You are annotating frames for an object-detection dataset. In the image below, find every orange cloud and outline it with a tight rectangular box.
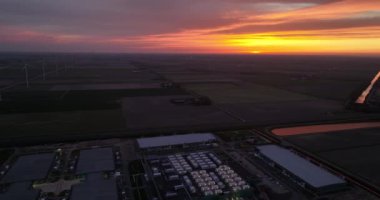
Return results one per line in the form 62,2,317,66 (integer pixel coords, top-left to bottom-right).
1,0,380,54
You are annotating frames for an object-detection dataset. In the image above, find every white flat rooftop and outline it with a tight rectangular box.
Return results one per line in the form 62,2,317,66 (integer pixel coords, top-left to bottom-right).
257,145,345,188
137,133,216,149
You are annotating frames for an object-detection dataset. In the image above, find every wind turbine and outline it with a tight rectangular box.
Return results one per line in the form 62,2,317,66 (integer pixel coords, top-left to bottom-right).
42,59,46,80
24,64,30,88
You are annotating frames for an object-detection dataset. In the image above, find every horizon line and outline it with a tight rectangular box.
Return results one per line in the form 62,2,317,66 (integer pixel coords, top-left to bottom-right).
1,51,380,58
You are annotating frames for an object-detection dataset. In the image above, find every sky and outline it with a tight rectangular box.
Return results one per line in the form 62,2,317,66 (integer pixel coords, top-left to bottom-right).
0,0,380,55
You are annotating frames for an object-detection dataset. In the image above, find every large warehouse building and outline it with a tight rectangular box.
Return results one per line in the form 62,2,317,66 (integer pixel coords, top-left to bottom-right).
71,148,118,200
0,182,39,200
70,173,118,200
2,153,55,183
137,133,216,149
76,147,115,174
0,153,55,200
256,145,346,194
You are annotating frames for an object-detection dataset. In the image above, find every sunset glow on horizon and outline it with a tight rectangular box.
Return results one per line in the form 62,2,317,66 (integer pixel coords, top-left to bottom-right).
1,0,380,55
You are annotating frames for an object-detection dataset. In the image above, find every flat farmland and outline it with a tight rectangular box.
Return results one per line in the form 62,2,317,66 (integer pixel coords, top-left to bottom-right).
122,95,239,129
218,99,347,125
184,82,315,104
318,145,380,188
0,108,126,141
1,53,380,146
284,127,380,190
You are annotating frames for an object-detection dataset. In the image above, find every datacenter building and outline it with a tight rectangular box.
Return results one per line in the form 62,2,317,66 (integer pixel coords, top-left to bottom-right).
256,145,346,194
2,153,55,183
137,133,217,150
0,182,39,200
70,173,118,200
70,147,118,200
75,147,115,174
0,153,55,200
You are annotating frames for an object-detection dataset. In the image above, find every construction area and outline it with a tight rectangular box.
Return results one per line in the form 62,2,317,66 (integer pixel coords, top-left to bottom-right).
0,132,377,200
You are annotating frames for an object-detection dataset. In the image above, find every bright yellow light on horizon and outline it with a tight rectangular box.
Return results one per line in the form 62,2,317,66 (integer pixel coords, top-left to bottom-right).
250,50,261,54
225,36,323,48
111,28,380,55
221,33,380,55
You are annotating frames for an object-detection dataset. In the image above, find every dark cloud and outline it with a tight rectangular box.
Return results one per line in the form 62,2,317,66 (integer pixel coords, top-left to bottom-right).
0,0,240,36
0,0,340,37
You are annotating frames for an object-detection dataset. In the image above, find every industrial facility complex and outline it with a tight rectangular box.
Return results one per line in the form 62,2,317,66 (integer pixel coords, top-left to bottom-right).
144,151,252,199
0,131,377,200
